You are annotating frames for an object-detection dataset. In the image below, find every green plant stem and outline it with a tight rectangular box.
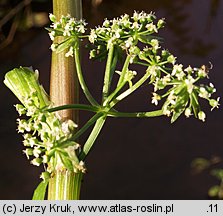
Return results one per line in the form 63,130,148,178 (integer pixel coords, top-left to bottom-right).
48,104,163,118
107,109,163,118
102,55,130,106
102,80,126,106
102,45,114,102
117,55,131,87
79,116,106,160
47,104,99,113
74,47,98,106
70,112,104,142
109,70,151,108
48,170,82,200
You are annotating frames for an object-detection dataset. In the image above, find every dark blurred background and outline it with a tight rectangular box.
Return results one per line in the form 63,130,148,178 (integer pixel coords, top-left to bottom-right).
0,0,222,199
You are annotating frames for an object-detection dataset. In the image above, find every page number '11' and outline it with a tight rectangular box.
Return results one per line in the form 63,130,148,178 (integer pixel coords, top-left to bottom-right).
208,204,218,213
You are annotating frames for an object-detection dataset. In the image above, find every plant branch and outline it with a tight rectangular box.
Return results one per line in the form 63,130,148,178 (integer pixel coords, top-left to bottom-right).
79,115,106,160
48,104,163,119
109,70,151,108
74,47,99,106
117,55,131,87
107,109,163,118
69,112,104,142
47,104,99,113
102,45,114,102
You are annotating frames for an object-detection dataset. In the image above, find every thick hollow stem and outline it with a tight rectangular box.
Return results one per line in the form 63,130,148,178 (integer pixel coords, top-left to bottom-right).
49,0,82,200
50,0,82,121
48,170,82,200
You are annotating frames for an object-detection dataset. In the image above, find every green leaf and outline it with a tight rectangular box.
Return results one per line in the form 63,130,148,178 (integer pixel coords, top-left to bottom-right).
190,92,200,117
171,94,189,123
56,38,76,53
32,180,49,200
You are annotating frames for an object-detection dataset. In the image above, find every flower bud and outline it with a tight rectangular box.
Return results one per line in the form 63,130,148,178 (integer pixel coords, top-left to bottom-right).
198,111,206,122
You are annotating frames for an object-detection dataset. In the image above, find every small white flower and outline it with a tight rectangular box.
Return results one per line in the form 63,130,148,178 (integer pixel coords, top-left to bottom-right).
89,29,97,43
209,83,216,93
52,22,60,29
65,47,74,57
167,55,176,65
176,71,185,80
49,13,56,22
125,37,134,48
147,65,158,77
157,19,165,28
163,106,171,116
114,30,121,39
184,65,193,74
184,108,192,118
31,158,42,166
198,111,206,122
17,119,30,133
77,24,85,33
51,44,57,51
103,19,110,27
63,29,71,37
146,23,157,32
197,65,208,78
33,147,42,158
23,148,33,159
28,137,39,148
65,23,73,31
162,74,171,85
49,31,56,40
209,97,220,110
133,11,140,21
15,104,26,116
132,21,139,29
167,91,177,105
150,39,159,50
42,155,49,163
185,76,195,94
151,93,161,106
76,161,86,173
61,119,77,134
172,64,183,76
199,87,209,99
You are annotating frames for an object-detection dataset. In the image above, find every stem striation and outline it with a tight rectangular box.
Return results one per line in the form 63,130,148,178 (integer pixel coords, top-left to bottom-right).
49,0,83,200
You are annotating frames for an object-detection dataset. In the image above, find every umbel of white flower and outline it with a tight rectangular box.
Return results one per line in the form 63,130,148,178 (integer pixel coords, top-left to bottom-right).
48,11,220,123
4,67,86,181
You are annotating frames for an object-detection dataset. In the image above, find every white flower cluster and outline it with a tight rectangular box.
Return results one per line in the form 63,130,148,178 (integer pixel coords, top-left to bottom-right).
48,14,87,57
140,41,220,122
16,94,86,180
89,11,165,59
47,12,220,123
4,67,87,180
49,13,86,39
